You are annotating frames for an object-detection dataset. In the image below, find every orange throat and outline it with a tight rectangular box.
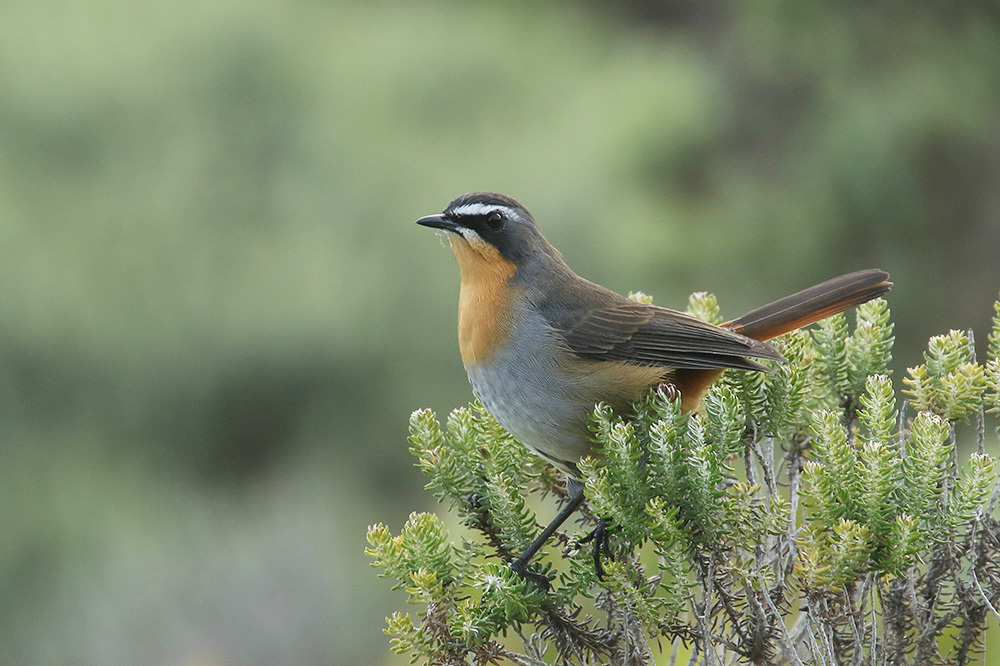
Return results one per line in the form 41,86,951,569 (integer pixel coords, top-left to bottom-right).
449,234,517,366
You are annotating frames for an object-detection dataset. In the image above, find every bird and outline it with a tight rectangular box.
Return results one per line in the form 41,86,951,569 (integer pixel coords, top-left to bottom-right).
416,191,891,579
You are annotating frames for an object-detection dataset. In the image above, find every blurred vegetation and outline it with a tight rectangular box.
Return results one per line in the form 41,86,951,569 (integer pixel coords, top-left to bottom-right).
0,0,998,664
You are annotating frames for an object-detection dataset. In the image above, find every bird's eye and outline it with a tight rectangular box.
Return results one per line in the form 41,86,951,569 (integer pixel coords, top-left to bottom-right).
485,210,506,230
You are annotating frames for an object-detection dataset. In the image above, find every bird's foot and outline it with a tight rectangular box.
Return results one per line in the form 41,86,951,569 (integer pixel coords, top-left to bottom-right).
511,557,552,590
578,518,613,580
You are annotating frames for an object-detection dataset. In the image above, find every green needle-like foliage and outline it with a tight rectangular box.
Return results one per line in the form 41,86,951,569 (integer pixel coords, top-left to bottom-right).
813,312,852,399
905,329,987,421
986,298,1000,415
846,299,895,396
686,291,723,326
858,374,897,444
369,296,1000,665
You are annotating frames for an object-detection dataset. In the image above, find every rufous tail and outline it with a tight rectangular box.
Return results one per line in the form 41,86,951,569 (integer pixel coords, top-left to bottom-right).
674,269,891,411
723,269,892,342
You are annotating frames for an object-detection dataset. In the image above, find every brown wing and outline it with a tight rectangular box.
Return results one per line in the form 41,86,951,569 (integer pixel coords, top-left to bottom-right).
547,298,784,372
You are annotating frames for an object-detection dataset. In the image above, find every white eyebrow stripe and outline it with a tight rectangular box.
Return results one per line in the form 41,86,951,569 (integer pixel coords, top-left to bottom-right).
450,203,507,217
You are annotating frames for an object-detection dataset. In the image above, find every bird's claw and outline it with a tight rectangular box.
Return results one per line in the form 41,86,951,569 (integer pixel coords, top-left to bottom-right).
511,558,552,590
578,518,613,580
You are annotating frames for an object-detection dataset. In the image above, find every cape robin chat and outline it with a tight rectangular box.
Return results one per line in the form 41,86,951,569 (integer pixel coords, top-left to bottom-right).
417,191,891,578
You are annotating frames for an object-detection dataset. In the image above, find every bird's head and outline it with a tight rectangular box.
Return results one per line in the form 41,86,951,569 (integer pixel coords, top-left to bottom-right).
416,192,554,269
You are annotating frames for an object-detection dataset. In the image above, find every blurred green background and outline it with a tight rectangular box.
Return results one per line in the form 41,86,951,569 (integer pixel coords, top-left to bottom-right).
2,0,999,664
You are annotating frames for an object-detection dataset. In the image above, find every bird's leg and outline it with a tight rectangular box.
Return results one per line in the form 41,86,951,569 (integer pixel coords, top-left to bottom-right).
511,478,586,586
515,476,615,582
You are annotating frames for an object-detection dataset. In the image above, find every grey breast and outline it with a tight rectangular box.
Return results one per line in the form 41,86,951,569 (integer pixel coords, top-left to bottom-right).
464,309,592,475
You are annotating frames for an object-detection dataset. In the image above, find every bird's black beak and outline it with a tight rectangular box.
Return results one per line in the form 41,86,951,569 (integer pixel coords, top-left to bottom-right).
415,213,460,232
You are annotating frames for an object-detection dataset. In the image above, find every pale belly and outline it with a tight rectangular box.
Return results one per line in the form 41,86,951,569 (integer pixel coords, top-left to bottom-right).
467,353,593,475
464,319,669,476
